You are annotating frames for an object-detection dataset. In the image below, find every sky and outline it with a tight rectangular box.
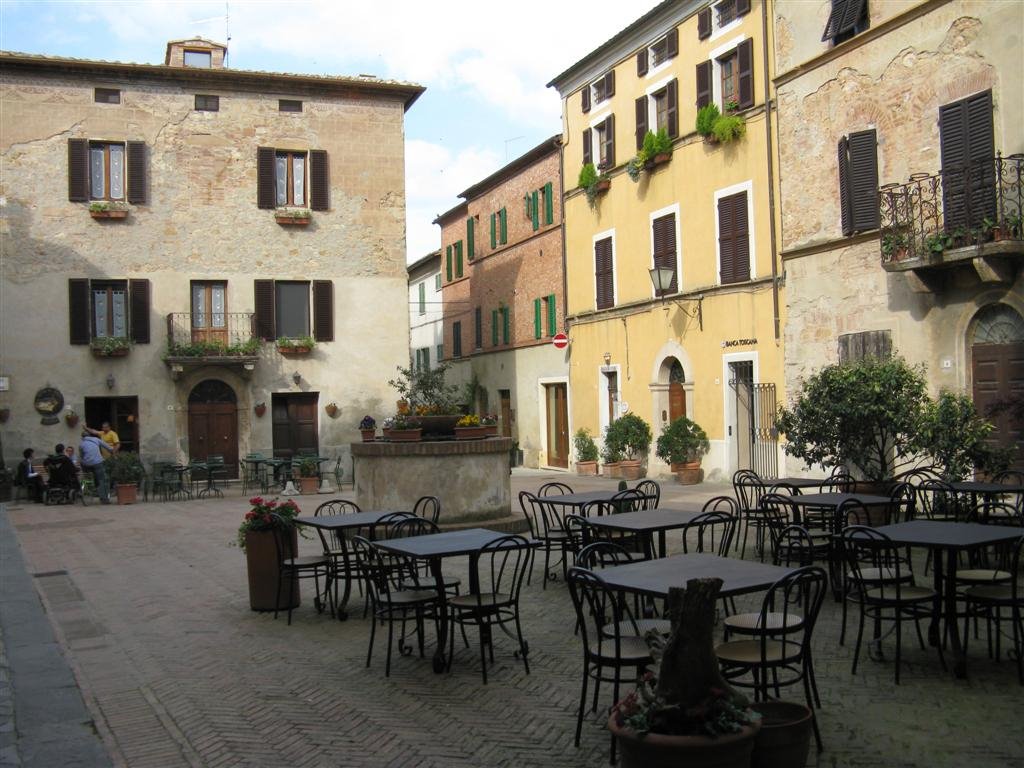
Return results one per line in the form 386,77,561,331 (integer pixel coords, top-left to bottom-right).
0,0,663,263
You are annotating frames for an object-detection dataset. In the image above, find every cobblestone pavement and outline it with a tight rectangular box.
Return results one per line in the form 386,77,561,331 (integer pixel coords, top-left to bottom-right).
3,471,1023,767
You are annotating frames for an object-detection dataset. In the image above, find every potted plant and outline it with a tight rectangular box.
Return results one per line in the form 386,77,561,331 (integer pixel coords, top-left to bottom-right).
359,415,376,441
1004,211,1023,239
453,413,487,440
696,103,721,141
91,336,131,357
64,409,80,428
387,362,461,437
277,335,315,355
604,413,653,480
480,413,498,437
916,391,1010,481
293,456,320,494
237,497,302,611
712,113,745,144
656,417,710,485
254,401,267,418
573,428,600,475
578,162,610,208
324,402,339,418
106,451,144,504
274,208,312,225
880,229,910,261
88,200,129,219
924,230,951,255
386,412,422,442
608,577,761,767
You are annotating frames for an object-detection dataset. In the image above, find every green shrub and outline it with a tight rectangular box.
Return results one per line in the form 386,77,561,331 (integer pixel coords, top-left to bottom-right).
917,391,1011,480
604,413,653,461
695,103,721,136
712,114,746,143
578,162,598,190
655,417,710,465
573,428,600,462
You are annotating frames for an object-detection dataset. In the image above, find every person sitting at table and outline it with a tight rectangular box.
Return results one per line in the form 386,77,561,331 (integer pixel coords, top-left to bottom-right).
44,443,80,494
15,448,45,503
64,443,80,469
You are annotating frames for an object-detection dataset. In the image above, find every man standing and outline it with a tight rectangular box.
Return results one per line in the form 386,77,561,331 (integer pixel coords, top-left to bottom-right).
99,421,120,454
79,429,111,504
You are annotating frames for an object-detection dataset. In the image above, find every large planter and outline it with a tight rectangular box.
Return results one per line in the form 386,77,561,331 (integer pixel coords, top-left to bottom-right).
609,715,760,768
751,701,813,768
455,426,489,440
92,346,129,357
620,459,645,480
115,482,138,505
418,414,461,438
576,460,598,476
245,528,300,612
90,209,128,220
672,461,704,485
277,345,311,356
388,428,422,442
603,462,622,478
297,476,319,494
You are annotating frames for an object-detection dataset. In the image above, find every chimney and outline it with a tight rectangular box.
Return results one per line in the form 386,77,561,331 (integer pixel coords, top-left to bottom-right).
164,38,227,69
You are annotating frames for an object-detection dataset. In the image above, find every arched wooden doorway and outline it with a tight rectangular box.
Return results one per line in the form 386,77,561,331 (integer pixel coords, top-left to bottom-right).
970,304,1024,471
668,360,686,422
188,379,239,478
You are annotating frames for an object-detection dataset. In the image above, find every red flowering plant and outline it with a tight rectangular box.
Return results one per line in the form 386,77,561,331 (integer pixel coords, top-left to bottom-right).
236,496,302,550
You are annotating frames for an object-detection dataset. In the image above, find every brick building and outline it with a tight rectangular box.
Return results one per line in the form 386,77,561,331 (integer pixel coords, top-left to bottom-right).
436,136,567,468
0,38,422,475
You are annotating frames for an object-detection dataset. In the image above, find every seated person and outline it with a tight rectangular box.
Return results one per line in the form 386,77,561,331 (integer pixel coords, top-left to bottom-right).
15,448,45,502
44,443,80,491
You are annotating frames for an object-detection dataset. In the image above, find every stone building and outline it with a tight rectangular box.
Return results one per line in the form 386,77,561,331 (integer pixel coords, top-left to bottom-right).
407,249,443,372
0,38,423,476
436,136,567,468
773,0,1023,470
548,0,785,481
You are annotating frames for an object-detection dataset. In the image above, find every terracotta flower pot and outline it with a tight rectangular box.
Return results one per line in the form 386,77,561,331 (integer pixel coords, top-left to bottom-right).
244,529,300,612
454,426,488,440
609,714,760,768
576,460,598,476
90,209,128,219
673,460,703,485
278,345,311,356
603,462,621,478
360,428,376,442
254,403,267,417
620,459,645,480
751,701,813,768
116,483,138,505
297,476,319,494
388,428,422,442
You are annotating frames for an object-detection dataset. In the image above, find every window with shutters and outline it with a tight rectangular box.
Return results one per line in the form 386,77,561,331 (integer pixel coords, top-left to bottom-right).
822,0,869,46
276,281,310,339
191,281,227,342
94,88,120,104
89,143,125,200
638,28,679,77
716,187,752,285
542,182,554,225
594,118,614,169
698,0,750,41
194,94,219,112
415,347,431,371
837,129,879,236
589,70,615,107
489,208,508,247
545,294,557,337
435,273,442,291
501,306,511,345
533,297,556,339
651,209,679,296
698,38,753,112
452,321,463,358
257,147,328,211
436,343,444,363
67,278,150,345
418,282,426,315
454,241,464,278
254,279,333,342
716,0,737,26
275,151,306,206
467,216,476,258
69,139,146,205
594,233,615,310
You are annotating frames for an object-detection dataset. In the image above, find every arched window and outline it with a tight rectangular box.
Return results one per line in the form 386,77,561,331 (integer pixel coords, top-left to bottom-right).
188,379,237,404
971,304,1024,345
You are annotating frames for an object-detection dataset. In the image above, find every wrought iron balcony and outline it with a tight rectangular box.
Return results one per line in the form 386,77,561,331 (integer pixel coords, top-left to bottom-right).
163,312,260,379
878,153,1023,283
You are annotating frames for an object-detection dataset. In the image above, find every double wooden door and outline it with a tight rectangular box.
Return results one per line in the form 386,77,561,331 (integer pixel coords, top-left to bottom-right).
972,342,1024,471
188,402,239,478
271,393,319,459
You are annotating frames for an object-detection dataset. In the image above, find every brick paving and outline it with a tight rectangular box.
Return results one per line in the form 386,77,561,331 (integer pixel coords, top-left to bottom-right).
2,471,1023,767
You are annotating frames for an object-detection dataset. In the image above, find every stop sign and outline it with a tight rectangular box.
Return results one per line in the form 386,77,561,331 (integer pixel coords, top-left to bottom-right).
552,333,569,350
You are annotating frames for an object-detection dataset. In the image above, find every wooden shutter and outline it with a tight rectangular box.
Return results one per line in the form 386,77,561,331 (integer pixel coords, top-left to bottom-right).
697,8,712,40
467,217,475,258
256,147,276,209
737,39,754,109
453,321,462,357
126,141,146,204
734,193,750,282
474,307,482,348
594,237,614,310
581,85,591,114
838,136,853,236
939,90,994,230
736,0,752,17
129,279,150,343
838,330,892,364
822,0,866,42
491,309,498,346
547,294,556,336
636,48,648,77
601,115,615,169
848,129,879,232
309,150,329,211
604,70,615,99
312,280,334,341
696,61,712,109
635,96,648,151
490,214,497,248
582,129,593,167
68,278,91,344
666,79,679,139
68,139,89,202
652,213,678,294
543,182,554,224
254,279,276,339
502,307,510,344
499,207,507,244
445,245,453,281
456,241,463,277
525,192,532,218
665,28,678,59
534,298,542,339
719,193,751,284
531,191,539,231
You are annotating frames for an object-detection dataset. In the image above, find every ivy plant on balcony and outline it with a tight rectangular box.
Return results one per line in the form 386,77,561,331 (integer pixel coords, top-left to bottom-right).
165,338,261,358
578,162,611,208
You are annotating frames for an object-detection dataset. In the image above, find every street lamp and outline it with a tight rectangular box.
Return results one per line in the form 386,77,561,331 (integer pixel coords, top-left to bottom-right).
648,267,703,331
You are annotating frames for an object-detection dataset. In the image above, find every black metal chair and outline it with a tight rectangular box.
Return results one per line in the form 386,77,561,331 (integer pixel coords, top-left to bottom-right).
733,469,775,559
521,491,575,589
270,524,333,625
312,498,365,616
634,479,660,509
576,541,670,638
539,481,573,496
413,495,441,524
391,517,461,596
446,535,532,683
960,534,1024,684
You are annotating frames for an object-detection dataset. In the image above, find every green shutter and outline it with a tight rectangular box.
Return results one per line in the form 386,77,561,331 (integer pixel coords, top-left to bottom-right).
502,307,510,344
467,217,475,258
491,309,499,346
418,282,426,314
445,245,452,281
524,193,531,218
455,241,463,278
531,191,539,231
499,207,508,244
544,182,554,224
534,298,542,339
490,213,497,248
547,294,556,336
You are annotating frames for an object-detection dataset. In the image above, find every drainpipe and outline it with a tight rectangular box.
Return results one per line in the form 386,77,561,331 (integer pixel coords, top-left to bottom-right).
762,0,781,341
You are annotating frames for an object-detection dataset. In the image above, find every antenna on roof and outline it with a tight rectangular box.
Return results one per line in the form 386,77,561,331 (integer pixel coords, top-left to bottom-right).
225,2,231,68
504,136,524,162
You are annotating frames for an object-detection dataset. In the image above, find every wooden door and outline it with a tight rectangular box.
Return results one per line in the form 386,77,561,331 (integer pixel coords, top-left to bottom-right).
545,383,569,468
499,390,512,438
271,393,319,458
188,402,239,478
669,381,686,421
972,342,1024,471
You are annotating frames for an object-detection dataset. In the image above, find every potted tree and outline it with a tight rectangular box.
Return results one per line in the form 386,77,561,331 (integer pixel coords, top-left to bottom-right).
601,442,624,478
106,451,144,504
359,415,376,441
656,417,710,485
916,391,1010,481
573,428,600,475
387,362,461,437
237,497,302,611
605,413,653,480
294,456,320,495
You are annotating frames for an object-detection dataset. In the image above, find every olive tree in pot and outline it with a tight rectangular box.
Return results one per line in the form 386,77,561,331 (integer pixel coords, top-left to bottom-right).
573,428,600,475
294,456,320,495
604,413,653,480
656,417,710,484
106,451,144,504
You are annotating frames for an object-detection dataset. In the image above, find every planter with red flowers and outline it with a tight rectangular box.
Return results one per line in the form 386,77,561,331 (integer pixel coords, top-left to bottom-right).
237,497,302,611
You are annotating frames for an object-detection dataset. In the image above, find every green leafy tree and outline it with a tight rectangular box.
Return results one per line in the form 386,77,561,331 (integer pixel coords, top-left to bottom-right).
604,413,653,461
916,391,1011,480
388,362,459,413
573,428,600,462
775,357,929,481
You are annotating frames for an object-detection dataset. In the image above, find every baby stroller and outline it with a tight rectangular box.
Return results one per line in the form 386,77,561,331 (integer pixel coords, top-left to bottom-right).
43,455,85,505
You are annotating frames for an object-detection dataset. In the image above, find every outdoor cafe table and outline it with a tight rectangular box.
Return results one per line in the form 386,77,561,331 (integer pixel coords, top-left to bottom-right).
873,520,1024,678
294,510,399,620
597,552,796,601
785,492,893,527
772,477,827,493
948,480,1024,509
539,488,656,511
583,506,705,558
374,528,537,673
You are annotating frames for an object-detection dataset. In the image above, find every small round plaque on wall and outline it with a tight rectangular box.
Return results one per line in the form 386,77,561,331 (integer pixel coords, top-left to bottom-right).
33,387,64,416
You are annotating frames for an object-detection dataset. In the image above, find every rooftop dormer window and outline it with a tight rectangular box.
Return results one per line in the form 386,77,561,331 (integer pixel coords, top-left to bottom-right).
183,49,212,68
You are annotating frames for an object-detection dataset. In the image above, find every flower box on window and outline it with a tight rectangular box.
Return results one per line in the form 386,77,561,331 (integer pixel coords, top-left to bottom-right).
90,337,131,357
89,201,129,220
277,336,315,356
275,208,312,226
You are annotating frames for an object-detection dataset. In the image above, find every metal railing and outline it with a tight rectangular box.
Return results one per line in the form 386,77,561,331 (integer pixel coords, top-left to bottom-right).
879,152,1023,264
165,312,259,356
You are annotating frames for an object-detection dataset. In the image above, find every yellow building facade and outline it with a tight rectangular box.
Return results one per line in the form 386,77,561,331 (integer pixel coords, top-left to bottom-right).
549,0,784,480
